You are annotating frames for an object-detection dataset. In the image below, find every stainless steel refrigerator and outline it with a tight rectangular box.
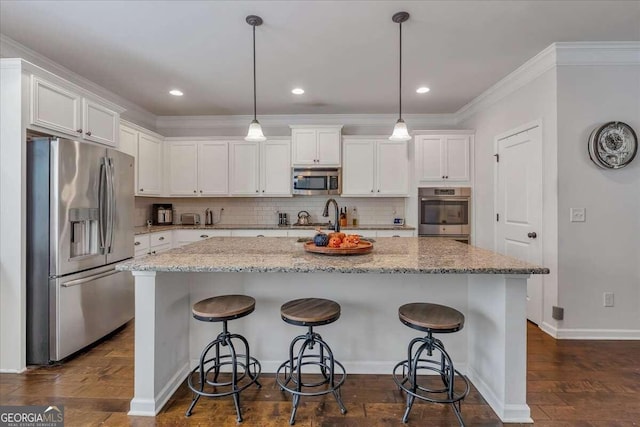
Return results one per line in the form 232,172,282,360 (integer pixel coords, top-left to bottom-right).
27,137,135,364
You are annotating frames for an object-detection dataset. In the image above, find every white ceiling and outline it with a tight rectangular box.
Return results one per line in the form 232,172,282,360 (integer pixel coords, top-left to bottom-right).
1,1,639,116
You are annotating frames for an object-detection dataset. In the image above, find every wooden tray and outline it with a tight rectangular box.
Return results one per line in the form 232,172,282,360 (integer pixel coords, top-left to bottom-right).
303,241,373,256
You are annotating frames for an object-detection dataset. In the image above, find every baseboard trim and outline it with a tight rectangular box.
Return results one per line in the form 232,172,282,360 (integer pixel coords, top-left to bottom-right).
555,328,640,340
128,361,190,416
467,366,532,423
0,367,27,374
540,321,558,338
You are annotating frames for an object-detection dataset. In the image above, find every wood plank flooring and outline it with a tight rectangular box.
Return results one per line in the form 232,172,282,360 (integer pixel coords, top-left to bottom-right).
1,322,639,426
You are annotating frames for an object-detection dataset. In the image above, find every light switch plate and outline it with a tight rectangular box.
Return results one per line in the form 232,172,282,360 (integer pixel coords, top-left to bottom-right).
570,208,586,222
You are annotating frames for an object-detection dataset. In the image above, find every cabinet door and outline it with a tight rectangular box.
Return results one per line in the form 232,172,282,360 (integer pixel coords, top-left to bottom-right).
199,142,229,196
30,76,81,136
168,142,198,196
444,136,470,181
417,137,445,181
262,140,291,196
118,125,138,158
230,142,260,195
137,133,163,195
377,141,408,196
292,129,318,165
83,99,118,146
317,129,341,166
342,140,375,196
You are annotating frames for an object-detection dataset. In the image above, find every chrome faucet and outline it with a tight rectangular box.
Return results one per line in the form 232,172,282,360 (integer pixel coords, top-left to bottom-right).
322,198,340,232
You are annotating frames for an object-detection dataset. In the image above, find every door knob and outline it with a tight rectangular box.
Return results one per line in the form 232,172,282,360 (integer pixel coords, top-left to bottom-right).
528,232,537,239
86,131,92,136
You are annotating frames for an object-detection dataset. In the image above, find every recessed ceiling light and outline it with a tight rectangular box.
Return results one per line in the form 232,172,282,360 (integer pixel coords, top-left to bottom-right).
291,88,305,95
416,87,430,94
169,89,183,96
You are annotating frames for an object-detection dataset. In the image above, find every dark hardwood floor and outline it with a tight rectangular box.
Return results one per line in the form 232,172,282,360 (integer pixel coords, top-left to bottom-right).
1,322,639,426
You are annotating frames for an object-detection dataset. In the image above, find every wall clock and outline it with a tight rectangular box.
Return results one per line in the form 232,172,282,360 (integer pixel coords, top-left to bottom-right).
588,121,637,169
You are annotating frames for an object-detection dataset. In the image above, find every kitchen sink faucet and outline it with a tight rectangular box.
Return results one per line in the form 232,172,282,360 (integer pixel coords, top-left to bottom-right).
322,198,340,233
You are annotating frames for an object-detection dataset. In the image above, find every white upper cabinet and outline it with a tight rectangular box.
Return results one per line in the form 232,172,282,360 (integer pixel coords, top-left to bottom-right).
30,76,121,147
230,139,292,196
198,142,229,196
120,122,164,197
261,139,292,196
230,141,260,195
291,125,342,167
137,132,163,196
342,138,408,197
167,141,229,196
415,133,472,184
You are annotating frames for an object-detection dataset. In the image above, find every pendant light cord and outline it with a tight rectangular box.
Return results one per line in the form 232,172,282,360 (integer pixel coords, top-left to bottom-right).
252,24,257,121
398,21,402,121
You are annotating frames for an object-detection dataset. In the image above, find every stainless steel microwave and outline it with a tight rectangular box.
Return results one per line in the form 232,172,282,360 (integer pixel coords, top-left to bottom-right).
292,168,341,195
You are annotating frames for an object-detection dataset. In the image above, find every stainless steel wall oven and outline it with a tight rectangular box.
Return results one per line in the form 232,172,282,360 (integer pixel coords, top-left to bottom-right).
418,187,471,243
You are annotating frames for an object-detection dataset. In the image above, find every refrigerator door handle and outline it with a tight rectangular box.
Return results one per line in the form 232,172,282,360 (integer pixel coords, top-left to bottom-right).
98,159,108,253
106,158,115,253
60,267,119,287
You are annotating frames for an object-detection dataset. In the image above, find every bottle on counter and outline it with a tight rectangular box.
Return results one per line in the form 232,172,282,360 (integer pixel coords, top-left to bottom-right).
339,208,347,227
351,207,358,227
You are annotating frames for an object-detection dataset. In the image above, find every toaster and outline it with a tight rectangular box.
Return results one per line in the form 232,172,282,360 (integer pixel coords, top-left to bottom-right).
181,213,200,225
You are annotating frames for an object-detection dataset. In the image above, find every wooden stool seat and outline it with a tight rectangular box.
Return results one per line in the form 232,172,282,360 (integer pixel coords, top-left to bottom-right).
399,303,464,333
192,295,256,321
281,298,341,326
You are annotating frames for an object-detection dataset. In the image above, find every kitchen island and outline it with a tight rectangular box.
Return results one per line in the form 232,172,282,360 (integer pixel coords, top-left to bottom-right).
117,237,548,422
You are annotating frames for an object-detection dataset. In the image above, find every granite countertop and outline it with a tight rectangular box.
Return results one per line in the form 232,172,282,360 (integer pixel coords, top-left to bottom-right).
134,224,415,235
117,237,549,275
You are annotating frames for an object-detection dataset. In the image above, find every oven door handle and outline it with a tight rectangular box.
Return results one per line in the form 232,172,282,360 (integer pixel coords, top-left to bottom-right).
420,197,470,202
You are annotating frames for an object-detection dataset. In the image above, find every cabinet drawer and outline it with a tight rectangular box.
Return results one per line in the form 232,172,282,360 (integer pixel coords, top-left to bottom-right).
134,235,150,254
149,243,172,254
150,231,172,247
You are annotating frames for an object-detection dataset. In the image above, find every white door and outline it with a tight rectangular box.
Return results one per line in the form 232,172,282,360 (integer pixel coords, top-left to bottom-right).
199,142,229,196
168,142,198,196
230,142,260,195
445,136,470,181
30,76,81,136
317,129,341,166
496,126,543,324
292,129,318,165
342,140,375,196
262,140,291,196
417,136,445,181
137,132,162,195
83,99,118,146
377,141,408,196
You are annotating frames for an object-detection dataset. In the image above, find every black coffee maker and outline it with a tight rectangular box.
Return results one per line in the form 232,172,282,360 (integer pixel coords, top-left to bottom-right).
152,204,173,225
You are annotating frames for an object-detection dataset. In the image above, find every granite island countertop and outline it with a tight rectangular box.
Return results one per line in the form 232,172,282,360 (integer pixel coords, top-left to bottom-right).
134,224,415,235
117,237,549,275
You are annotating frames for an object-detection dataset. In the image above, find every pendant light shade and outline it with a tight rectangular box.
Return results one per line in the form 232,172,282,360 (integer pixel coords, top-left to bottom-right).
245,15,266,142
389,12,411,142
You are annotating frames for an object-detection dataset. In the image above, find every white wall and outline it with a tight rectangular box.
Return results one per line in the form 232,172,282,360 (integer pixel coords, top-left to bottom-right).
0,59,26,372
459,68,560,331
556,64,640,335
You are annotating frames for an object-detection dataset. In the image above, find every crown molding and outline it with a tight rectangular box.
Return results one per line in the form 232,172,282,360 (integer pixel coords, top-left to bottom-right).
156,113,456,130
554,41,640,66
0,34,157,130
454,43,557,123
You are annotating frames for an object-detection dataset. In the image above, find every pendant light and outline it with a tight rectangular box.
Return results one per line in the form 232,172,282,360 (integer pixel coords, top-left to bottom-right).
245,15,266,142
389,11,411,142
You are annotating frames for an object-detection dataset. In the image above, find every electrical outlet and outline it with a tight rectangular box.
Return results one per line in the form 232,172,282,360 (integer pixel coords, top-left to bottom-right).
603,292,614,307
570,208,586,222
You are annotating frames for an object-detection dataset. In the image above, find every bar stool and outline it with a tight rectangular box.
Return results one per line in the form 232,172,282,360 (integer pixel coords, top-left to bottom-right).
392,303,470,426
276,298,347,425
185,295,261,422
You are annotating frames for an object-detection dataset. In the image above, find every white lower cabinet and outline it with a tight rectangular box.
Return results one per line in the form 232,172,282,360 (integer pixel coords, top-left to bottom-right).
230,229,289,237
134,231,172,257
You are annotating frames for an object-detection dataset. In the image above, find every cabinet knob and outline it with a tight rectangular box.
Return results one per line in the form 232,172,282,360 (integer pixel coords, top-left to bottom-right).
445,175,449,179
134,241,141,246
377,189,380,192
140,188,144,192
76,128,83,133
256,190,259,193
85,131,92,136
371,189,374,193
257,234,265,237
200,235,209,238
158,236,164,241
262,190,265,193
442,175,445,179
528,232,538,239
200,190,203,193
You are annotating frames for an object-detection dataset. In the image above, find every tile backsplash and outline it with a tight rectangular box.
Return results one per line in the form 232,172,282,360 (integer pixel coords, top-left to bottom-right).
135,196,406,227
